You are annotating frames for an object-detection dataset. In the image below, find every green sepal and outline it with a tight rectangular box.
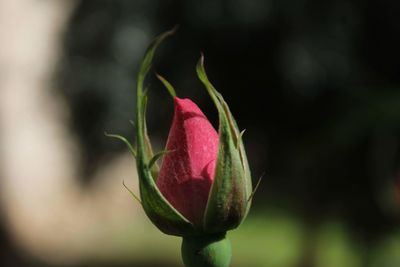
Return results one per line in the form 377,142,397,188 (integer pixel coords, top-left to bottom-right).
105,133,141,204
141,92,159,179
148,149,173,170
236,129,246,149
122,180,142,204
216,92,253,219
156,74,177,98
104,132,137,158
196,55,253,233
135,27,196,236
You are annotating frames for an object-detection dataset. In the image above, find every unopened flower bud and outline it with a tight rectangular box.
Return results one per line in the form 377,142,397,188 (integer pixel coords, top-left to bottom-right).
110,27,255,267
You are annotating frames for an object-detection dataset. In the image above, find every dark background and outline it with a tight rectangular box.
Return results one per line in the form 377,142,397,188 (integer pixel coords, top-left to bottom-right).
2,0,400,266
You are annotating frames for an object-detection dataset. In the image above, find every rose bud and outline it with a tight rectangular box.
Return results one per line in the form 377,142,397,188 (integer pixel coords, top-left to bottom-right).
108,28,254,267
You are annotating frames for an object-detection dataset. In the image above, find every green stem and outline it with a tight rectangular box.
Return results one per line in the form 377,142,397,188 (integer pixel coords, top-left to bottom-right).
181,232,231,267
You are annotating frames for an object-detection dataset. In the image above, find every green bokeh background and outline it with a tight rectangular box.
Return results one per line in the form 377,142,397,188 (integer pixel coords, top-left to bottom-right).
1,0,400,267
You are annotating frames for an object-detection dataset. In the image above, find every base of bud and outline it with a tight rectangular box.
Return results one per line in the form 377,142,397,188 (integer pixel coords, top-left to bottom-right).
181,232,231,267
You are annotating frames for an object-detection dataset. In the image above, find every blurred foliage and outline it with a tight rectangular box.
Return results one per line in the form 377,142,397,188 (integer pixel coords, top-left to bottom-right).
50,0,400,266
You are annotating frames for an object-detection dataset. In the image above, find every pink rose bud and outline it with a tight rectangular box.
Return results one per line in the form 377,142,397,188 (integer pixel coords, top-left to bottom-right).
156,97,219,225
108,27,253,240
109,28,255,267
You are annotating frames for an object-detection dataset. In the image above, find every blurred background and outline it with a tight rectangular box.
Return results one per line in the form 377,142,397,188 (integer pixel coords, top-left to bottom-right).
1,0,400,266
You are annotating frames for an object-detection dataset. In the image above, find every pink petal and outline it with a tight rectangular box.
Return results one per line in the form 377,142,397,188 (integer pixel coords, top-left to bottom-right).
156,97,219,225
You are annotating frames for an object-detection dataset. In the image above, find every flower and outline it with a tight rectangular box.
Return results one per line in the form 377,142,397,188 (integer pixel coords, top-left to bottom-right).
156,97,219,226
109,27,253,238
108,27,255,267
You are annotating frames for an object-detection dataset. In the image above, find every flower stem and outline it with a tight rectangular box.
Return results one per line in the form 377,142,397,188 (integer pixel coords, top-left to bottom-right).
181,232,231,267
